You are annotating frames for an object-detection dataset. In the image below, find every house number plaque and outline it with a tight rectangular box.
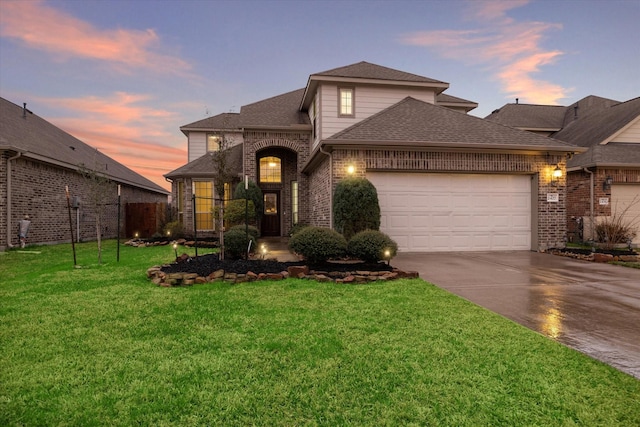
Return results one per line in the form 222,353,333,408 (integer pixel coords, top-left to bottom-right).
547,193,559,203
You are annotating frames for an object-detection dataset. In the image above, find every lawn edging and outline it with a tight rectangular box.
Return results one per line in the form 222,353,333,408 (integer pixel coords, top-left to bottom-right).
147,264,419,286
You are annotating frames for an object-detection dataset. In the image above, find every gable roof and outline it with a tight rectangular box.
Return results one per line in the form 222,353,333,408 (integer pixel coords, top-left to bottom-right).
554,97,640,147
301,61,450,109
164,143,243,179
325,97,581,151
180,112,241,134
0,97,167,194
312,61,447,84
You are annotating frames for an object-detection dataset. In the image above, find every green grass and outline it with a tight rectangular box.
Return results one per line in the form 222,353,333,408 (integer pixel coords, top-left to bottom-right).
1,241,639,426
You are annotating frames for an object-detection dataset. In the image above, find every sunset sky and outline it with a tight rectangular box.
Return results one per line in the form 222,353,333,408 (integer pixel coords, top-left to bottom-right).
1,0,638,191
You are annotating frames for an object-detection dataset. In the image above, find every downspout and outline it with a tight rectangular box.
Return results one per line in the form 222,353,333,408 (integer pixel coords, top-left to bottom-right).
319,145,333,229
583,167,594,242
6,151,23,248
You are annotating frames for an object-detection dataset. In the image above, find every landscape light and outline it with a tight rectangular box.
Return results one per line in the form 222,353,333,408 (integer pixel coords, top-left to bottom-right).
173,242,178,258
384,249,391,265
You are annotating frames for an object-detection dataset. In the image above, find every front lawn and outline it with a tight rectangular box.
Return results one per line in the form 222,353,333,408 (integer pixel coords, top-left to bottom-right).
1,241,638,426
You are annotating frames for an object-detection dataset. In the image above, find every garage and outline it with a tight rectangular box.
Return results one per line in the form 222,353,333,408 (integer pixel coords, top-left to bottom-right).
611,184,640,245
368,172,532,252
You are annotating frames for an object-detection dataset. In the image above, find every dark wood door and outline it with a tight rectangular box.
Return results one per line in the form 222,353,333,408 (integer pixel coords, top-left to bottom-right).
261,192,280,236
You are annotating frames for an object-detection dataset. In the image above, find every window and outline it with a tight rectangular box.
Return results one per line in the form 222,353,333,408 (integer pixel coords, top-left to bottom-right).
259,156,282,183
207,134,221,152
338,87,354,117
177,181,184,223
193,181,214,230
264,193,278,215
291,181,299,224
223,182,231,207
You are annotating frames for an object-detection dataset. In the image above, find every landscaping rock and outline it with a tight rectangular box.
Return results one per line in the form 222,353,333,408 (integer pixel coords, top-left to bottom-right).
594,253,614,263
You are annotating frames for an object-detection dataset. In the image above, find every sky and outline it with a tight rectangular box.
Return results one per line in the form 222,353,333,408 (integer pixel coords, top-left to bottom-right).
1,0,638,191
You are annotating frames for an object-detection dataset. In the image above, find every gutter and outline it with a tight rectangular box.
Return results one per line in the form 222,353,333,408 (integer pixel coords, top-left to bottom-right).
6,151,23,248
319,145,333,229
583,167,595,241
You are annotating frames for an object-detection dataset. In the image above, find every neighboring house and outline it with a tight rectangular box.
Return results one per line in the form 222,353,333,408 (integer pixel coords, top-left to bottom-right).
486,96,640,245
167,61,583,252
1,97,169,251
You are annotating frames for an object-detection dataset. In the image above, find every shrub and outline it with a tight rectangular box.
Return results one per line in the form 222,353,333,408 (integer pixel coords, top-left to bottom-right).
289,226,347,264
596,222,637,246
289,223,309,236
162,220,185,239
229,224,260,241
333,177,381,240
223,229,256,260
223,199,256,227
234,180,263,221
348,230,398,263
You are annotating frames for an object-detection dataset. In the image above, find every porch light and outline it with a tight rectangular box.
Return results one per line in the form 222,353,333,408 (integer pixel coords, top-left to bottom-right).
551,165,562,186
347,165,355,175
603,176,613,191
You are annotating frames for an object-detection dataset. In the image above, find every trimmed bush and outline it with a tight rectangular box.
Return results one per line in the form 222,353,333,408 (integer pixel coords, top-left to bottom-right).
333,177,381,240
223,199,256,226
348,230,398,263
289,226,347,264
289,223,309,236
229,224,260,241
162,220,185,239
223,228,256,260
234,180,263,221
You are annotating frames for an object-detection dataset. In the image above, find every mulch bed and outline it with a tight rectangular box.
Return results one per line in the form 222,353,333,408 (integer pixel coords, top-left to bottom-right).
161,253,393,276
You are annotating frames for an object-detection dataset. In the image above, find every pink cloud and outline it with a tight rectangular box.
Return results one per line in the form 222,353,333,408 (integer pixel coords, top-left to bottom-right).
0,0,191,75
37,93,189,191
399,0,570,105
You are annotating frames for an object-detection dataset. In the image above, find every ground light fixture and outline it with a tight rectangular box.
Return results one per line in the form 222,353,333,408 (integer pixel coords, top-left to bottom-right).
172,242,178,259
384,248,391,265
261,244,268,259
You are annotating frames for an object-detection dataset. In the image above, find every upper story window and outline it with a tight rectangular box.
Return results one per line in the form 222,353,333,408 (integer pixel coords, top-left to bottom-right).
259,156,282,183
207,134,221,152
338,87,355,117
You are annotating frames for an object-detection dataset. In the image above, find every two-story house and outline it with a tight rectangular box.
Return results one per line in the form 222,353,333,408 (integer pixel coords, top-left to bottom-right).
166,61,584,252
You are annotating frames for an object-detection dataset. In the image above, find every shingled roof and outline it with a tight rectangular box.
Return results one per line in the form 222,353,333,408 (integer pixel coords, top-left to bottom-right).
311,61,447,84
485,103,567,130
165,143,243,179
0,97,167,194
325,97,581,151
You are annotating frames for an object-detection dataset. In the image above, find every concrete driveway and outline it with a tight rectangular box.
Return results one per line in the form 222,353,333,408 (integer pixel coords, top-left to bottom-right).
393,251,640,379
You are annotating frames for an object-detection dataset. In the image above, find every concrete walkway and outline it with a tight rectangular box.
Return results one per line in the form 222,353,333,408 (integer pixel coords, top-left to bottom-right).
256,237,299,262
392,251,640,379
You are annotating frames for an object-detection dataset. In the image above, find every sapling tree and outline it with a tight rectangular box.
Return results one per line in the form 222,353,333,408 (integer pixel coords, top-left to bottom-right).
210,133,235,259
78,154,114,264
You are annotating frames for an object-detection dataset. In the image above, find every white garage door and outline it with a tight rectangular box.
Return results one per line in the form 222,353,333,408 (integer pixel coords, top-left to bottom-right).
368,173,532,252
611,184,640,245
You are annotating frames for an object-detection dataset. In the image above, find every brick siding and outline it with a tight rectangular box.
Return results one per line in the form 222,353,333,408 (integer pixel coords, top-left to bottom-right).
1,154,167,250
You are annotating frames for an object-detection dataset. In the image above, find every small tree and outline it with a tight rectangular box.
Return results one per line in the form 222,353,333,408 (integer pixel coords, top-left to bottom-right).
210,134,235,259
78,155,113,264
333,177,381,240
234,180,263,224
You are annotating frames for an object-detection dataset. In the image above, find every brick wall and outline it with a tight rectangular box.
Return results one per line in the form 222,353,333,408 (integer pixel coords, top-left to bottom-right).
567,168,640,240
2,155,167,250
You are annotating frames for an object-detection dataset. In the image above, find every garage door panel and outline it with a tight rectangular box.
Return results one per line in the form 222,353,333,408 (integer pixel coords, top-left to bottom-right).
368,172,532,252
611,184,640,245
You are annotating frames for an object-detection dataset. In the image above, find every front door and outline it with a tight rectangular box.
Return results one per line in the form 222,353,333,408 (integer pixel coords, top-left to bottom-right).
261,192,281,236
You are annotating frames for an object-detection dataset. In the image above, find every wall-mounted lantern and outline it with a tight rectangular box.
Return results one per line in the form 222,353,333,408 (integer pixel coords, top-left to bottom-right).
347,165,355,175
552,165,562,186
603,176,613,191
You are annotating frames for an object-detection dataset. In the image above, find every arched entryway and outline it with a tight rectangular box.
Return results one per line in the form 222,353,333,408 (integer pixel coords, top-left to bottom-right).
256,147,298,237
